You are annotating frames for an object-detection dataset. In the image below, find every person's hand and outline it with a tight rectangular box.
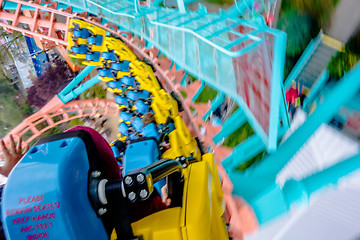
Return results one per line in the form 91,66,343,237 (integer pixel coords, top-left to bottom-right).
161,185,171,207
0,134,29,177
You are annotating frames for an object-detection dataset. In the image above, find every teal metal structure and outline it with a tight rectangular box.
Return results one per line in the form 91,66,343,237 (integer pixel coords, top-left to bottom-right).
57,66,100,103
227,61,360,224
302,69,329,112
3,0,360,232
284,32,324,89
47,0,287,151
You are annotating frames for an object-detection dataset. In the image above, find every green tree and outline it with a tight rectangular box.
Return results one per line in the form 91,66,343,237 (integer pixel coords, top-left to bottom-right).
281,0,339,27
0,29,24,77
277,9,317,57
27,59,75,108
0,78,15,98
348,30,360,55
80,84,107,99
277,9,318,78
328,46,360,80
0,78,24,136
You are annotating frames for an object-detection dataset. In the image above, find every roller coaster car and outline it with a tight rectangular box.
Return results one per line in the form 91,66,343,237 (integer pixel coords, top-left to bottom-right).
151,89,179,124
127,90,151,102
118,122,137,140
130,60,161,92
67,19,108,66
111,61,131,72
107,76,140,94
1,130,227,240
67,20,89,55
119,109,135,123
115,95,130,109
68,44,89,59
105,37,137,62
98,67,131,82
106,80,126,94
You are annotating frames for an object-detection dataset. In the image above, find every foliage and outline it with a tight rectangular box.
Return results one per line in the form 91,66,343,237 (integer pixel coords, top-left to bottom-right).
66,49,86,67
348,29,360,56
68,117,86,128
180,90,187,98
0,78,25,136
70,56,86,67
283,55,300,81
223,122,254,148
0,78,16,97
37,125,62,140
204,0,234,6
277,9,317,57
281,0,339,27
279,0,339,79
195,85,218,103
27,59,75,108
27,87,47,109
20,102,34,116
328,46,360,80
80,84,107,100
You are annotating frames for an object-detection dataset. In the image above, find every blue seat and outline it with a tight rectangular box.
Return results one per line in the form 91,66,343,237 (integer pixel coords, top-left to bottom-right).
115,95,129,107
73,28,91,39
132,117,143,132
71,45,88,54
123,139,165,196
111,61,131,72
85,51,101,62
128,132,137,140
108,80,124,90
88,35,103,46
127,90,150,102
121,76,136,88
111,145,121,159
73,22,80,30
143,123,159,141
120,111,133,122
118,122,130,137
135,100,150,115
98,68,115,78
101,51,117,61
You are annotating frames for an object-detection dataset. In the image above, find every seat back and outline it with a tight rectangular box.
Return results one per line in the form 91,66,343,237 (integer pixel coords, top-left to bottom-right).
1,131,109,240
123,139,165,195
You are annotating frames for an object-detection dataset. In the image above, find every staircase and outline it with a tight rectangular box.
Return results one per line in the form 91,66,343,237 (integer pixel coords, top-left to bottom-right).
284,32,343,90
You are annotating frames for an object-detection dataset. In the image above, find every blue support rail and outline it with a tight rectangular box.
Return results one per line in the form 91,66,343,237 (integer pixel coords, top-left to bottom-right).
202,92,225,121
57,66,96,103
303,70,329,112
212,108,246,144
59,75,101,103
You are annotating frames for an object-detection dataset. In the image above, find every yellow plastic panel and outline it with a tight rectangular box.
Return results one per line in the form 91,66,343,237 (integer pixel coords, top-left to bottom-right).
131,207,183,240
105,37,137,61
185,159,228,240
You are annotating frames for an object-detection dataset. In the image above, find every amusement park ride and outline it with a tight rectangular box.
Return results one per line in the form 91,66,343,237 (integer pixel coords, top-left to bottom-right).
0,0,360,239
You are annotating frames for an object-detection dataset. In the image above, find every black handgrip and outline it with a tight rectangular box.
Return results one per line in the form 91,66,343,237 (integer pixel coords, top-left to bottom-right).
105,180,135,240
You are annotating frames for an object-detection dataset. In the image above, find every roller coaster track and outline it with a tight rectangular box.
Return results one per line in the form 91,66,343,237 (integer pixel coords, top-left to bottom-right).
0,0,235,159
0,0,284,237
3,2,360,239
1,98,120,147
1,0,287,150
